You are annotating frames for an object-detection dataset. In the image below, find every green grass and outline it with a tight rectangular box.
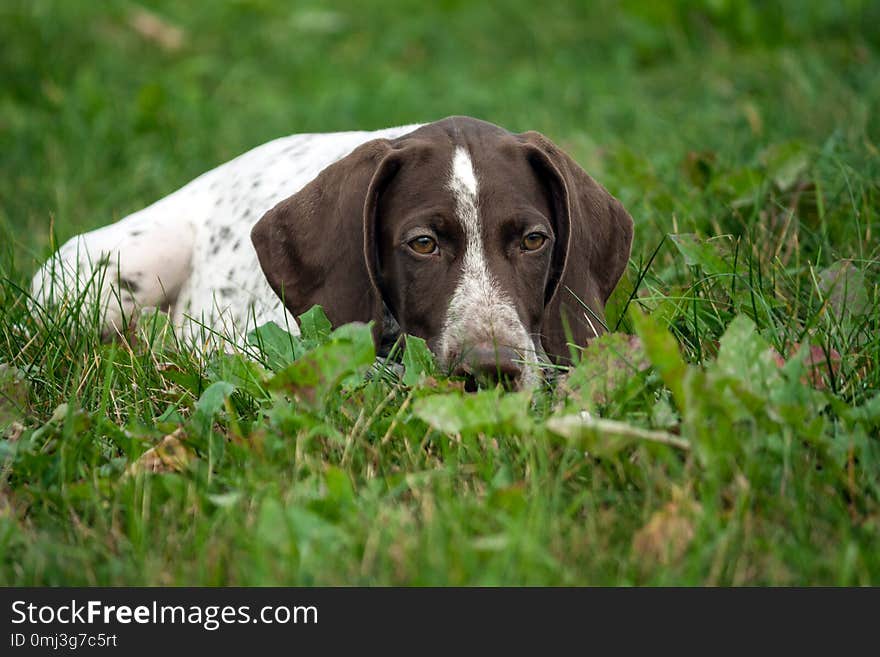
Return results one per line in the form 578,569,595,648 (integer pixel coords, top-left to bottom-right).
1,0,879,585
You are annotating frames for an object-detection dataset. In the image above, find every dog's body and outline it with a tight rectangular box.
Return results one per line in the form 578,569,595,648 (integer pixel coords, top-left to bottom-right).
31,123,421,344
32,117,633,388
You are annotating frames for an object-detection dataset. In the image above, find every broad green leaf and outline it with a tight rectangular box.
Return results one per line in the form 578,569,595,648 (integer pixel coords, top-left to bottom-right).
668,233,733,276
651,396,678,429
844,394,880,430
402,334,436,386
760,140,809,190
205,352,268,399
603,267,636,330
298,305,333,343
630,306,687,411
715,315,780,392
256,496,289,550
488,485,526,515
288,506,346,550
0,363,28,430
325,466,355,506
413,389,531,435
247,321,303,371
190,380,235,440
817,260,870,318
310,466,357,522
269,322,375,408
563,332,649,407
711,165,762,208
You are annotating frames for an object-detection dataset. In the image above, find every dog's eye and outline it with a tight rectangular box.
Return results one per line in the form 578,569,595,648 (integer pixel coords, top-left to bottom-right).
408,236,437,255
521,232,547,251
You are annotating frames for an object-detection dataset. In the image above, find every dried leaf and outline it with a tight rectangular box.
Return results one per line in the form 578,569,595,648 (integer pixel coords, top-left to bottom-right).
632,492,701,567
129,8,185,52
741,101,763,135
546,412,690,456
3,421,25,443
125,428,194,477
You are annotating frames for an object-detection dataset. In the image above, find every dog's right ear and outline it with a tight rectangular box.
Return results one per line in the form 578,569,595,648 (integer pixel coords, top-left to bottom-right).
515,131,634,362
251,139,396,329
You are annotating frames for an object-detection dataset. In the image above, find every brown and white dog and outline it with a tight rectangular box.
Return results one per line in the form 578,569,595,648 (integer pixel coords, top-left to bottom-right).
31,116,633,388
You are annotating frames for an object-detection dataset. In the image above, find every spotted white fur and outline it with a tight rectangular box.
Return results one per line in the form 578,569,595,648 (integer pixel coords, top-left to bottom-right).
30,125,422,346
438,147,541,387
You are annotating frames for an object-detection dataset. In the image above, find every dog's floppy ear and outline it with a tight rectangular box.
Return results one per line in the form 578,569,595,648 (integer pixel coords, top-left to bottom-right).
251,139,397,330
516,131,634,362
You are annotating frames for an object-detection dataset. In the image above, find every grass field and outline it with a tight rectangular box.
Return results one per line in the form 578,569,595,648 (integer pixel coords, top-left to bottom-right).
1,0,879,585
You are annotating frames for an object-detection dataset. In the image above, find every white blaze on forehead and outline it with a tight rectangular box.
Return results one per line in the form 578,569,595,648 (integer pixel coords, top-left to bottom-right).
450,147,479,203
440,146,543,387
448,147,482,271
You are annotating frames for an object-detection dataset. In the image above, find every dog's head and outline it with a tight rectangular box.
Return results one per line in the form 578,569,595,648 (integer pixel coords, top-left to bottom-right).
251,117,633,389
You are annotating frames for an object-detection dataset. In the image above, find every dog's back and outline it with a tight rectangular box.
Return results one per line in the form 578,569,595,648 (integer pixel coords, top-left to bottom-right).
30,124,421,343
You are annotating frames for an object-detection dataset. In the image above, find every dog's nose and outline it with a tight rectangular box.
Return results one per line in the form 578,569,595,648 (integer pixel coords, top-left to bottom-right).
452,344,523,391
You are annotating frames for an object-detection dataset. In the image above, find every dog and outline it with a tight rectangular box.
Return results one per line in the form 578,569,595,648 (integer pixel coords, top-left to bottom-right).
31,116,633,389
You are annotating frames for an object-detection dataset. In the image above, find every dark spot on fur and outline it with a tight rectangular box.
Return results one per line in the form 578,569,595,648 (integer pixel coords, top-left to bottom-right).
242,209,251,218
232,239,241,251
211,244,220,256
119,277,141,293
218,226,232,240
251,179,261,188
219,287,235,298
130,230,142,237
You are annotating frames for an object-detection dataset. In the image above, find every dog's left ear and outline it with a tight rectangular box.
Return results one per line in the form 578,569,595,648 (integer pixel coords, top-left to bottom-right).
515,131,634,362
